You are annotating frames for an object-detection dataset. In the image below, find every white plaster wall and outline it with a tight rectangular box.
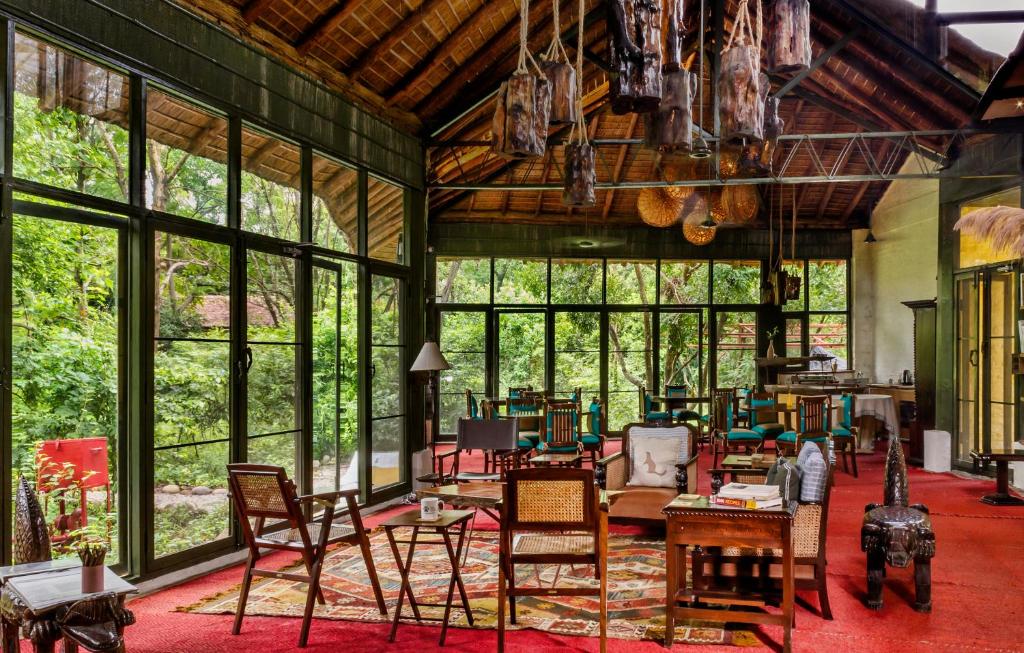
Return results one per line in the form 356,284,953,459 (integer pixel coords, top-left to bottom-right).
852,160,939,383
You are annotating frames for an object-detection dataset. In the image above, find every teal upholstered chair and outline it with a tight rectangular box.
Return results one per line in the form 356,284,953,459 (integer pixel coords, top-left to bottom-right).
777,395,831,458
639,386,670,423
830,394,858,477
748,392,786,444
507,386,536,415
581,398,606,466
735,387,753,427
665,385,702,423
537,399,583,455
466,389,483,420
710,387,762,468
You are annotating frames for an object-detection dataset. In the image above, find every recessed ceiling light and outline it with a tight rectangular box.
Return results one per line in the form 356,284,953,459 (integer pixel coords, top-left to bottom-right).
578,240,596,248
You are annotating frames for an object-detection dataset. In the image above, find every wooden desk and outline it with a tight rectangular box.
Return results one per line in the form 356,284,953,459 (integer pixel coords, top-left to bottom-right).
970,445,1024,506
663,495,794,653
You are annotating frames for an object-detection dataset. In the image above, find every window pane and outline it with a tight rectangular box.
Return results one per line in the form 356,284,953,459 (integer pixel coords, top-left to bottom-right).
436,257,491,304
713,260,761,304
372,275,401,345
607,260,656,304
715,311,757,388
371,416,403,489
498,312,546,392
608,312,651,431
959,187,1021,268
551,259,602,304
809,314,848,369
494,259,547,304
371,275,404,490
146,89,228,224
241,127,301,241
808,260,847,311
11,216,121,564
312,154,357,254
786,318,804,358
660,311,705,396
781,260,804,312
155,233,232,339
13,33,129,202
154,341,230,447
247,250,297,343
247,343,298,435
154,442,230,558
440,311,486,435
660,261,709,304
554,311,600,398
368,176,405,263
247,432,298,479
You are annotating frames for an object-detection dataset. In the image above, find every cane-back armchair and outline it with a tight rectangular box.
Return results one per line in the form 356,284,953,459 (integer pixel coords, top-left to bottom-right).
226,464,386,648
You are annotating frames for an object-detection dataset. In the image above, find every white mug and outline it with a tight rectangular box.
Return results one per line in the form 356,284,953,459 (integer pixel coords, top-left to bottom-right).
421,497,441,521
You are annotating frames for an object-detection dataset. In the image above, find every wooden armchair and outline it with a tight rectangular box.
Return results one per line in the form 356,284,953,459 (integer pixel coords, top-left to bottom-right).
710,387,763,468
538,399,583,454
638,386,670,423
226,464,386,648
665,384,702,423
595,423,698,524
777,395,831,458
582,397,607,466
497,467,608,653
691,464,835,620
831,393,859,476
435,418,520,481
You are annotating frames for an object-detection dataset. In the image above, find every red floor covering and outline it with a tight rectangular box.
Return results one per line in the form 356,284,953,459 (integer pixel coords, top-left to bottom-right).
119,443,1024,653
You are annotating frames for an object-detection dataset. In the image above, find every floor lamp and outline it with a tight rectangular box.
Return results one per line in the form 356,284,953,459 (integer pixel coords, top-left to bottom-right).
410,341,450,487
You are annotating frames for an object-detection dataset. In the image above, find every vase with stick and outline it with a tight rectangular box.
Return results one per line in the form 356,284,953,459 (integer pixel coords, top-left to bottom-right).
765,326,779,358
77,539,107,593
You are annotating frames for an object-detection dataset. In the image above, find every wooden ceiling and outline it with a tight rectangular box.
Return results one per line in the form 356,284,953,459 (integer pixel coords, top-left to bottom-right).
175,0,1006,230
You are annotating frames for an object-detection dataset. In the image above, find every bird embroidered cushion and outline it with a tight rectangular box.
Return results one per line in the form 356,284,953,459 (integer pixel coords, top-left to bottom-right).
627,428,689,488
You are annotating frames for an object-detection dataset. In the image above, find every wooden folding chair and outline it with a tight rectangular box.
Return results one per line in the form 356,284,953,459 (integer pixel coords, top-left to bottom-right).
226,464,386,648
497,467,608,653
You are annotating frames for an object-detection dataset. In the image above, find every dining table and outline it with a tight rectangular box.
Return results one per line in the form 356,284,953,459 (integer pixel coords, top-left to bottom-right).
843,393,899,452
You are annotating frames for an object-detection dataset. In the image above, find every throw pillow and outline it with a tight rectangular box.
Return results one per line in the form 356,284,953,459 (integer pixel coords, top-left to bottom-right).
628,428,689,488
798,442,828,502
765,456,801,503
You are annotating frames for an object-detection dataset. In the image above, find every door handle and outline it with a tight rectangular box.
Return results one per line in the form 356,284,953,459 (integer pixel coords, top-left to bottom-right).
969,349,979,367
369,363,376,379
237,347,253,380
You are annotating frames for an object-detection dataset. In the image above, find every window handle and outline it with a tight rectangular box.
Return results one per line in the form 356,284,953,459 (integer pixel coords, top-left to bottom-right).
969,349,979,367
370,363,376,379
237,347,253,380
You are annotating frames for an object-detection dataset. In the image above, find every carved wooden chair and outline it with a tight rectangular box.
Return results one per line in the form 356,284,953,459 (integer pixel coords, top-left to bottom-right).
710,387,762,468
465,388,483,420
596,423,698,524
497,467,608,653
665,384,702,423
538,399,583,454
582,397,607,466
226,464,386,648
777,395,831,458
434,418,520,482
691,464,836,621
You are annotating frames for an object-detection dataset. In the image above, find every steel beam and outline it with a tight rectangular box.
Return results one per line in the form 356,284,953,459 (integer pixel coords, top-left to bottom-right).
774,28,860,99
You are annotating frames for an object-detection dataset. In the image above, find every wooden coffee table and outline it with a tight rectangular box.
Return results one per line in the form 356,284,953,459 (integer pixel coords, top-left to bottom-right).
970,445,1024,506
530,453,582,468
708,454,776,494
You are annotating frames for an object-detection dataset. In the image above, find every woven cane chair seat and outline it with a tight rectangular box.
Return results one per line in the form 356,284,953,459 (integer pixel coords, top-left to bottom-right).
262,522,355,545
718,504,821,559
512,533,594,555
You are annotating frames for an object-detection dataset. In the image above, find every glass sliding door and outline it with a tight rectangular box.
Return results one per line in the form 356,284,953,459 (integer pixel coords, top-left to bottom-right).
439,311,487,436
988,270,1016,455
370,274,404,491
10,213,124,565
312,260,359,493
495,310,547,395
955,274,980,464
608,311,653,432
660,310,705,396
152,231,232,559
554,311,601,400
714,310,757,389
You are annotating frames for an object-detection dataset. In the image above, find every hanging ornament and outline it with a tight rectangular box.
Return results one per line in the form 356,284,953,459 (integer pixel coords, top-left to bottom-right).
718,0,768,144
607,0,663,114
561,0,595,207
540,0,577,124
767,0,812,74
677,187,706,221
491,0,551,159
683,211,716,245
710,188,728,223
644,0,695,153
637,188,683,227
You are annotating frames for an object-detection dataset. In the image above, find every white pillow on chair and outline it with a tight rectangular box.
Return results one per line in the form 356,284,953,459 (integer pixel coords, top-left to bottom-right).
627,426,690,488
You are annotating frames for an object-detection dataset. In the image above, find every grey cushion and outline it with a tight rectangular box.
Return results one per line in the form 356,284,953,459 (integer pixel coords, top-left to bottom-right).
798,442,827,502
765,457,801,503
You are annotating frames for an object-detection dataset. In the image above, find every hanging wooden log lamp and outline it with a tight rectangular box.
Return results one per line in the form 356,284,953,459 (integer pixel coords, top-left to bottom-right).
767,0,812,74
607,0,663,114
644,0,695,153
717,0,767,144
561,0,595,207
491,0,551,159
540,0,577,125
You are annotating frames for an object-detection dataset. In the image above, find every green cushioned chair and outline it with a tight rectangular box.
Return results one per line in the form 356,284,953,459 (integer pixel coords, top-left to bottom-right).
777,395,832,458
466,390,482,420
536,399,583,457
581,398,606,465
664,385,701,423
640,387,670,423
710,387,762,466
830,394,859,477
748,394,786,441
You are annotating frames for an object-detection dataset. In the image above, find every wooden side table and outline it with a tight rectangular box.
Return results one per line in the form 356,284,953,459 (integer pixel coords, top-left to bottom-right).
663,495,795,653
970,446,1024,506
530,453,582,468
383,509,475,646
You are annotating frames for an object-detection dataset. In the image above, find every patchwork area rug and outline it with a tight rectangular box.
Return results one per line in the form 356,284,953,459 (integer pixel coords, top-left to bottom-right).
182,530,757,646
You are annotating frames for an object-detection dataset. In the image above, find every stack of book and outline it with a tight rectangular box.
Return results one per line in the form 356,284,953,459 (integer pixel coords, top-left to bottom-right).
713,483,783,510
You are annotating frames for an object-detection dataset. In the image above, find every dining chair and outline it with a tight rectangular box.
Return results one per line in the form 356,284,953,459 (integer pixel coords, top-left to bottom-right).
831,393,859,477
710,387,762,468
777,395,832,458
665,384,702,423
497,467,608,653
582,397,606,466
226,464,386,648
465,389,483,420
435,418,520,481
638,385,670,423
748,391,787,445
538,398,583,454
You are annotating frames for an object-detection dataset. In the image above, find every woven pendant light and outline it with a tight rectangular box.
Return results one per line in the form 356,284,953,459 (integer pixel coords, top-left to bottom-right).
677,190,707,223
710,188,728,223
722,184,759,223
638,188,683,227
660,161,695,200
683,211,716,245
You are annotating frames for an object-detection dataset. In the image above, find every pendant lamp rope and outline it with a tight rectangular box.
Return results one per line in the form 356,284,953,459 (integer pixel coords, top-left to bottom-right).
544,0,571,62
568,0,588,145
516,0,545,76
725,0,763,66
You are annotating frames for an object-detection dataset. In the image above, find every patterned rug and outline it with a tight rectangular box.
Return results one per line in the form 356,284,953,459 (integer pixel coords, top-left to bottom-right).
182,529,757,646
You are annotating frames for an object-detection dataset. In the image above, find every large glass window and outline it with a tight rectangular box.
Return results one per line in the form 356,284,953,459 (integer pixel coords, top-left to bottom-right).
660,310,705,396
497,311,546,393
808,260,847,312
554,311,600,399
312,154,358,254
368,177,406,263
608,312,652,429
145,89,228,224
371,275,404,490
241,126,301,242
152,232,232,559
436,257,491,304
551,259,602,304
958,187,1021,269
713,260,761,305
11,214,123,564
439,311,486,435
494,259,547,304
661,261,709,304
715,311,757,388
13,33,129,202
607,260,656,304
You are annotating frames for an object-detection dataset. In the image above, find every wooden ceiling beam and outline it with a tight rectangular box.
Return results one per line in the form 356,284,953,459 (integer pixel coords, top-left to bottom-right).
241,0,275,23
348,0,451,83
434,209,640,227
296,0,359,56
842,182,872,223
602,113,638,219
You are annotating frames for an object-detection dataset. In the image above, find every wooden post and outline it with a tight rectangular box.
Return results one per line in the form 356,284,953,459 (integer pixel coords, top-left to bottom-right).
607,0,663,114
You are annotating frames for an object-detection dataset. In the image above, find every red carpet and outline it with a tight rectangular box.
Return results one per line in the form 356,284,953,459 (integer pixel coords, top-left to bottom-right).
119,443,1024,653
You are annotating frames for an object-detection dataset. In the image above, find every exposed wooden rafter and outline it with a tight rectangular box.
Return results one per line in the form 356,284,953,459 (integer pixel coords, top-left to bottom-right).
348,0,451,83
295,0,359,56
241,0,275,23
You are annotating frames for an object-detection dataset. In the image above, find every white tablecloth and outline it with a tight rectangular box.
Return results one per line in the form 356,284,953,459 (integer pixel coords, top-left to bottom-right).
853,394,899,434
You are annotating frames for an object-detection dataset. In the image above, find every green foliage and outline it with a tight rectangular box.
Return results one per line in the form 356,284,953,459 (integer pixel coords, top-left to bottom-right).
153,502,229,559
